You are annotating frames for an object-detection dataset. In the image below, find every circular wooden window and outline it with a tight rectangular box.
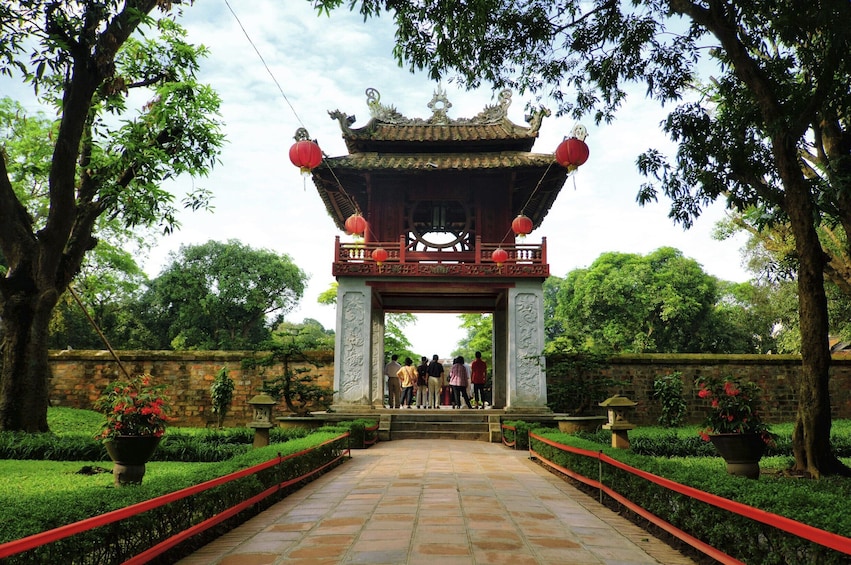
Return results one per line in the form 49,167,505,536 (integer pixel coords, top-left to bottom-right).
407,200,472,250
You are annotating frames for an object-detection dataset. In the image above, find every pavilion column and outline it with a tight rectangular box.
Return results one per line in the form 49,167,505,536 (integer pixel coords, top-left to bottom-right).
332,278,379,410
492,307,507,409
371,306,386,407
505,280,549,412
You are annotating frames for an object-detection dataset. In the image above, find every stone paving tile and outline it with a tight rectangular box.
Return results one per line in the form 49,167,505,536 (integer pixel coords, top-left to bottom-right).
175,440,698,565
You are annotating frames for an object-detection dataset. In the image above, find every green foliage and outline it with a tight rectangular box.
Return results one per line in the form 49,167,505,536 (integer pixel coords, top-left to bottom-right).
695,375,771,440
549,248,770,353
141,240,308,350
210,365,235,428
502,420,550,451
92,375,171,441
545,350,617,415
315,0,851,475
452,313,492,366
245,326,335,415
651,372,687,428
0,3,225,433
0,433,349,562
318,281,416,359
46,407,103,437
530,430,851,563
0,426,325,464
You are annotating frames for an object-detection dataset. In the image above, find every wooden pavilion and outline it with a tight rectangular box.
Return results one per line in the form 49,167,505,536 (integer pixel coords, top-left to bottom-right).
309,87,569,412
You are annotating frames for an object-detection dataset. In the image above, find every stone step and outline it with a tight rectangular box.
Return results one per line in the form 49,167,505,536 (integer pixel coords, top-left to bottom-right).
388,413,491,441
391,413,490,423
391,429,491,441
391,421,489,432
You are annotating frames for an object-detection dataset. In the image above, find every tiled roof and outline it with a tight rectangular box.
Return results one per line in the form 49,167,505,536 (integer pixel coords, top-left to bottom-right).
317,151,555,171
348,121,537,142
311,151,568,232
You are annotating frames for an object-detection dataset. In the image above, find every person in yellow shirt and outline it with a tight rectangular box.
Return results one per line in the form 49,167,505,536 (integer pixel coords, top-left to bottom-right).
396,357,418,409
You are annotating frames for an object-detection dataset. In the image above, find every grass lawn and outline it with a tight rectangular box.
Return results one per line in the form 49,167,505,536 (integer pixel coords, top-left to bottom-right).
0,459,215,495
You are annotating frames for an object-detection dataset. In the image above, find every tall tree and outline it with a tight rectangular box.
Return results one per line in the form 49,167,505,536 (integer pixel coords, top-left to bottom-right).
0,2,224,432
144,240,307,350
551,247,769,353
0,97,152,350
318,281,418,360
453,313,492,367
317,0,851,476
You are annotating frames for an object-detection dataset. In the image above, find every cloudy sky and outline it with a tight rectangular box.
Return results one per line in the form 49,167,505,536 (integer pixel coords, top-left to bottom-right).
6,2,752,356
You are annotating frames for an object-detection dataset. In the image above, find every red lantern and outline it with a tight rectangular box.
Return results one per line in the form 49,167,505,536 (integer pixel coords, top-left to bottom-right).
345,214,367,237
289,139,322,174
511,214,533,238
491,248,508,266
555,138,590,171
372,247,388,266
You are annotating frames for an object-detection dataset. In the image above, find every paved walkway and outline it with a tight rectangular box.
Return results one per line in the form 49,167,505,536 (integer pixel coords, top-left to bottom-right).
176,440,698,565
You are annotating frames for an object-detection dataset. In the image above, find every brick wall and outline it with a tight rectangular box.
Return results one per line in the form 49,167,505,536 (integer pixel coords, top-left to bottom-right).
49,350,333,428
50,351,851,427
556,354,851,426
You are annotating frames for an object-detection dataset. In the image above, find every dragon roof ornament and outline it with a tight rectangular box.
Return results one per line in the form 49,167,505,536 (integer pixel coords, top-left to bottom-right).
328,87,548,134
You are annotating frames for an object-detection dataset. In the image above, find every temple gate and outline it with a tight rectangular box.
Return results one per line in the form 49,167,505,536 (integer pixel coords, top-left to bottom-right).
308,88,569,412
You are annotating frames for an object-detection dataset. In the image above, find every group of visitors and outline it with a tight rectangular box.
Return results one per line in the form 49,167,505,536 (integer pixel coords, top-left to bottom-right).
384,351,488,409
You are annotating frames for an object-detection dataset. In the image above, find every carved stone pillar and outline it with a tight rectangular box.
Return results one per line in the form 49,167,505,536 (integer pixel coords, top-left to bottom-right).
371,307,385,407
332,278,375,410
505,280,548,412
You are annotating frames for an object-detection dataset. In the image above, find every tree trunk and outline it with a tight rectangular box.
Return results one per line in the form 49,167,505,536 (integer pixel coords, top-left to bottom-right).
0,286,58,432
783,154,851,478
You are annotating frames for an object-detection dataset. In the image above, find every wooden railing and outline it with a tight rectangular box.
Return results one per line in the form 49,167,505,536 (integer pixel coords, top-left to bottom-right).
332,235,549,277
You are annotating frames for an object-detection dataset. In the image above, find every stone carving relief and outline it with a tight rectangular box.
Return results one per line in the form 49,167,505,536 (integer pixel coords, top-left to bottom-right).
514,292,542,399
340,292,366,397
371,314,383,405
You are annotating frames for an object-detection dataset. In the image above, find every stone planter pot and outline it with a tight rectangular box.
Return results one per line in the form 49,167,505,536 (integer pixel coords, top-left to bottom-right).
709,433,766,479
276,416,323,431
105,435,162,486
556,416,608,433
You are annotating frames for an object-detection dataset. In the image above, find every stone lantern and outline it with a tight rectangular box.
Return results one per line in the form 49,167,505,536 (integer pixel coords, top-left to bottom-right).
599,395,638,449
248,393,277,448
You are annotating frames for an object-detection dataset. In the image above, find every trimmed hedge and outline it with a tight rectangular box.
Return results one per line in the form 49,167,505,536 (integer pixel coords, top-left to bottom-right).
1,432,349,564
0,426,316,462
529,429,851,565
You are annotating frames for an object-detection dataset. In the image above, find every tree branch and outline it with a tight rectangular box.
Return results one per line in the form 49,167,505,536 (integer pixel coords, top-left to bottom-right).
0,151,37,282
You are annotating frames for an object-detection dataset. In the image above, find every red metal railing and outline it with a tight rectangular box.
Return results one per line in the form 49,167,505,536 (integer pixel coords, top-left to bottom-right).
528,432,851,563
0,434,350,563
363,421,380,446
332,235,549,277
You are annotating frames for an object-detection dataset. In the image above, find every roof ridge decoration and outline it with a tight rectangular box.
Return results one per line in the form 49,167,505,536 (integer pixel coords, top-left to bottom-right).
327,87,548,134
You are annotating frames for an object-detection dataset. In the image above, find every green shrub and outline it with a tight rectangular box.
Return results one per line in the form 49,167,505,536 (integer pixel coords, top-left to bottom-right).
651,372,687,427
545,352,619,415
0,409,325,462
529,430,851,564
210,365,236,428
0,432,349,563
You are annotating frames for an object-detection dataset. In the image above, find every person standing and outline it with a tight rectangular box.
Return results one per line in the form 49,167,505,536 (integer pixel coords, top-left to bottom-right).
471,351,487,409
384,354,402,409
449,356,473,409
397,357,417,408
416,356,429,408
426,354,444,409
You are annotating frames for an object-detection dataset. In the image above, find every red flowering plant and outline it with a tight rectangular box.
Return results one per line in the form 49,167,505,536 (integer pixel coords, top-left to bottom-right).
94,374,172,442
695,375,773,444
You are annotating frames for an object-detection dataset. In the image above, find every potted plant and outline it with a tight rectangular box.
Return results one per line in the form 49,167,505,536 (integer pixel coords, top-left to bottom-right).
695,375,773,479
94,374,171,486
